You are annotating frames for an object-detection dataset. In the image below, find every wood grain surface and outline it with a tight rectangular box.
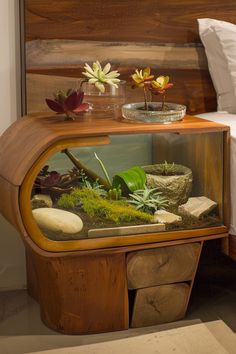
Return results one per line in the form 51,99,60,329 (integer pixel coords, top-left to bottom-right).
27,250,129,334
25,39,215,115
153,132,224,217
26,68,216,115
127,243,201,289
23,0,235,115
26,40,208,70
22,0,236,115
131,283,190,327
24,0,236,43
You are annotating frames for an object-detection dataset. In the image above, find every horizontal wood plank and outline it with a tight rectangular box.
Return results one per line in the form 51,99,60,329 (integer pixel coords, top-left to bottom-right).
26,39,208,70
26,71,217,115
24,0,236,43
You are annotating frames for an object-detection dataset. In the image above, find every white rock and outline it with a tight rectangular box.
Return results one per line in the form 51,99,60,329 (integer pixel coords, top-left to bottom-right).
153,210,182,224
32,208,83,234
178,196,217,219
31,194,53,208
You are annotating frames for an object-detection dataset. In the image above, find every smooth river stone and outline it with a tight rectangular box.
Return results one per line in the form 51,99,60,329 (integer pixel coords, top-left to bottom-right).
32,208,83,234
178,196,217,219
153,210,182,224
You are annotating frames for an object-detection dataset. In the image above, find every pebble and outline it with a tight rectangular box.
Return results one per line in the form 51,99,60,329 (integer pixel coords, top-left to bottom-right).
32,208,83,234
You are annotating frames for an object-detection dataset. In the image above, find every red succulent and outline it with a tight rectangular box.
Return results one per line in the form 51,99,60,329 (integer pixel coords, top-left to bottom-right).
45,89,89,120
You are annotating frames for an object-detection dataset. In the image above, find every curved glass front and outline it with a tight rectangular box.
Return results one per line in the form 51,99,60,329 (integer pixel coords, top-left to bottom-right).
29,132,224,244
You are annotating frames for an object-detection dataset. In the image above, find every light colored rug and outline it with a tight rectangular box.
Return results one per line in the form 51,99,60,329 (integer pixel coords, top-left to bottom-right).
1,320,236,354
27,322,230,354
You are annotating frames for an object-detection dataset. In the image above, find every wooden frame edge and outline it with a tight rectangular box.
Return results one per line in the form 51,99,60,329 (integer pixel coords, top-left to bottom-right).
19,136,228,252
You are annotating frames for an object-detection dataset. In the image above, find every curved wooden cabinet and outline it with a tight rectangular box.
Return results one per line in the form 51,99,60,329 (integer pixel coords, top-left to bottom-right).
0,113,229,333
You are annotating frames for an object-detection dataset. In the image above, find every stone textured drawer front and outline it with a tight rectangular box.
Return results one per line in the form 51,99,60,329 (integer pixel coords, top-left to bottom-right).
127,243,201,289
131,283,190,327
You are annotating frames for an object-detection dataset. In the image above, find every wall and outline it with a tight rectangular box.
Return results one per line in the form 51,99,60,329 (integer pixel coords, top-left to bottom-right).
0,0,26,290
24,0,220,115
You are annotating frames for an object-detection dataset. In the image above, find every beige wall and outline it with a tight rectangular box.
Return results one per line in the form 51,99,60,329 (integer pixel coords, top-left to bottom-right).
0,0,26,290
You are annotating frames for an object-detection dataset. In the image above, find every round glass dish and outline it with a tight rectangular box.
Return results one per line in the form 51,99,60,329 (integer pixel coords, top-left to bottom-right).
122,102,186,124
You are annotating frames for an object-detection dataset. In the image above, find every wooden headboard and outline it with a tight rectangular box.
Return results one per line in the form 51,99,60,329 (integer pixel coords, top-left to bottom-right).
22,0,236,115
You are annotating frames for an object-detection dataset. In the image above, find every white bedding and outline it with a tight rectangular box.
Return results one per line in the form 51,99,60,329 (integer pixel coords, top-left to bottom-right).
197,111,236,235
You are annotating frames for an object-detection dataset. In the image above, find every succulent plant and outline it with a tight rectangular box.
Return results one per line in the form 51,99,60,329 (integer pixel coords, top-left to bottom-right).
150,76,173,110
131,68,173,111
33,166,81,197
128,186,168,213
45,89,89,120
107,186,122,200
82,61,120,93
156,161,179,176
150,76,173,94
131,67,154,88
78,169,107,197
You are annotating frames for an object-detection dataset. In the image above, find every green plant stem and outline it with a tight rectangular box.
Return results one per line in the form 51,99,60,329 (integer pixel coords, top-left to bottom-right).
143,86,149,111
79,79,88,90
94,152,112,188
161,94,166,111
62,149,110,189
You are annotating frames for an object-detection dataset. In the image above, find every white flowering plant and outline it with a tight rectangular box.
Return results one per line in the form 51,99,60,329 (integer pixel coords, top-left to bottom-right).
82,61,120,93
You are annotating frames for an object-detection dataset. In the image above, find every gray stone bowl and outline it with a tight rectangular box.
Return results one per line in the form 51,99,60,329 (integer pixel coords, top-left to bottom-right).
142,164,193,207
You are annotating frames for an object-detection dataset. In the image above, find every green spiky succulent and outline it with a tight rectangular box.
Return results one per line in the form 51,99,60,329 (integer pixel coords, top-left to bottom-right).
128,186,168,213
155,161,180,176
78,169,107,197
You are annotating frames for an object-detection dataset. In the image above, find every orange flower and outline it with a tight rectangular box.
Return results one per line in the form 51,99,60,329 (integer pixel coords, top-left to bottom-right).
150,76,173,94
131,67,154,87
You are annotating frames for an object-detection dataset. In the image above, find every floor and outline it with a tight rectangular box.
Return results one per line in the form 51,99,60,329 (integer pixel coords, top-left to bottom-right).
1,240,236,353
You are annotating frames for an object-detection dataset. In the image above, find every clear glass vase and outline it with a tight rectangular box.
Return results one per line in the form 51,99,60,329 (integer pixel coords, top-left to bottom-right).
82,80,126,114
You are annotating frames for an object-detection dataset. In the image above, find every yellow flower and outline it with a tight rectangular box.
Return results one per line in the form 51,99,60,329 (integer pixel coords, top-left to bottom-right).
131,67,154,87
151,76,173,94
82,61,120,93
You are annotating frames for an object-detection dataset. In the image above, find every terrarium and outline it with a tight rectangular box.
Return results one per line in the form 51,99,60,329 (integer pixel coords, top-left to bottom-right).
29,129,225,245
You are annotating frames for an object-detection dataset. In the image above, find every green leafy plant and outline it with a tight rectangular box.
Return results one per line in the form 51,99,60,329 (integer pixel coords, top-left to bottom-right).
94,152,123,200
128,186,168,213
78,169,107,197
113,166,146,195
57,187,152,224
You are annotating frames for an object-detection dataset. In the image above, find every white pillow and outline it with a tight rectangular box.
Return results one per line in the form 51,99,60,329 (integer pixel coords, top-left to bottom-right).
198,18,236,113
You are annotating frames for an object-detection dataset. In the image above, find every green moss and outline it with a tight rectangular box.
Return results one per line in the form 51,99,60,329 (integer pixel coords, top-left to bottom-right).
57,187,152,224
57,193,78,209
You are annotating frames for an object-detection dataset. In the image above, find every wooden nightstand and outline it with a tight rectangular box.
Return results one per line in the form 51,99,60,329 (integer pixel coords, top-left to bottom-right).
0,113,230,333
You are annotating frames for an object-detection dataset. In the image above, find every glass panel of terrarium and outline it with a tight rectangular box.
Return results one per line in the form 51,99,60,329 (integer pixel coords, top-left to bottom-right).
46,134,153,176
151,131,224,230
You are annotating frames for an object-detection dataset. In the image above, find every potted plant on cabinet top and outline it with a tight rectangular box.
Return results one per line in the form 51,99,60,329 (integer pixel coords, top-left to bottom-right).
122,67,186,124
81,61,126,112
